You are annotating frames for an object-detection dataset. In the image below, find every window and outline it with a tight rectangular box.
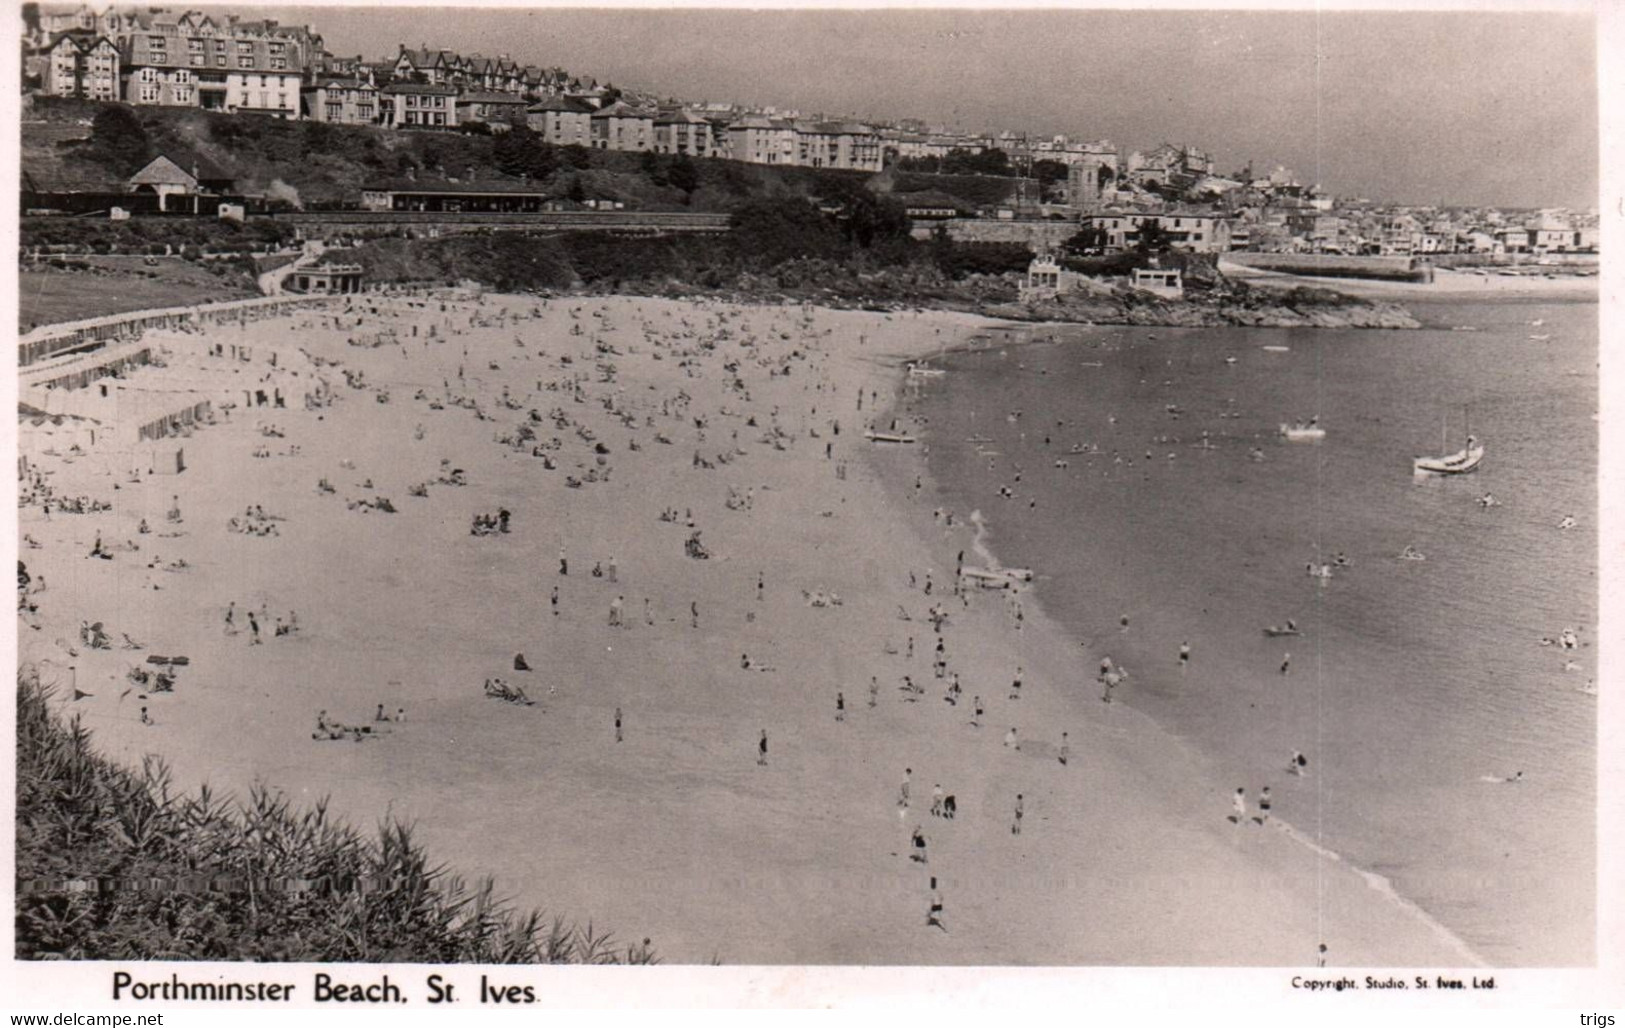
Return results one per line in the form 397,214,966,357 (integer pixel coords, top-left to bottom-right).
139,67,157,83
190,54,204,66
326,102,343,119
188,37,202,51
174,69,190,82
216,55,226,66
174,87,192,103
239,56,254,68
139,84,158,102
237,42,253,54
271,57,286,70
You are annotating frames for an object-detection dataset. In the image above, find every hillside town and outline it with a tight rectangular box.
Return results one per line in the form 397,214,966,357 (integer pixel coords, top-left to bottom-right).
22,3,1600,259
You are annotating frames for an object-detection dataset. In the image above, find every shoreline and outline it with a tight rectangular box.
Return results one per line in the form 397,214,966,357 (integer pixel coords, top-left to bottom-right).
870,354,1486,967
17,291,1476,965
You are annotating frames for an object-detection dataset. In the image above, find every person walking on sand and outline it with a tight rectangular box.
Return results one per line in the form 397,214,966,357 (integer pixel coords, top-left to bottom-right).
1010,665,1023,701
757,729,768,766
1179,641,1191,671
911,825,928,864
1280,652,1291,676
141,706,151,725
608,595,624,627
225,602,236,632
1288,750,1308,775
869,676,879,708
757,571,764,602
931,783,944,818
644,598,653,626
1004,726,1020,751
899,768,913,811
1232,787,1247,826
927,877,946,931
972,696,984,727
1012,794,1024,836
1258,786,1272,826
550,585,559,617
558,548,568,576
615,706,623,743
248,612,262,645
691,601,699,629
608,555,617,584
836,691,846,722
1060,731,1070,766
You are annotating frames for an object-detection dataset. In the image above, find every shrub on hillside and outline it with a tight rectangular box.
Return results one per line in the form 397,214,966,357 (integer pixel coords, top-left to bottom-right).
15,671,655,963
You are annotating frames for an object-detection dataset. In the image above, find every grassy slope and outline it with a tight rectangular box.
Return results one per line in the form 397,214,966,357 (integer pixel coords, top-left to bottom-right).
22,97,875,213
19,256,260,332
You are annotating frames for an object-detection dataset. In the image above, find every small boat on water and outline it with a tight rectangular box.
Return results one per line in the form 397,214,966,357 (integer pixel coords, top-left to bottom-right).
1414,407,1483,476
1397,545,1427,562
1262,622,1301,637
865,430,917,444
907,363,947,378
1262,344,1291,353
1280,422,1326,442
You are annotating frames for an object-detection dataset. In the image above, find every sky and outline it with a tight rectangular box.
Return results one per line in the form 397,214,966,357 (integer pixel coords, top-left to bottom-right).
229,5,1597,208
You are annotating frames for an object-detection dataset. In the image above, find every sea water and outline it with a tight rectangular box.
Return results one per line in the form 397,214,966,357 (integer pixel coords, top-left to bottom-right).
909,297,1597,965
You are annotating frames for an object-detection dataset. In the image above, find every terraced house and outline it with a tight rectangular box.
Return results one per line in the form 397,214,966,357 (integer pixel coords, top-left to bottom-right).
591,101,656,151
302,77,380,125
381,80,458,128
526,95,594,147
654,109,715,158
118,10,304,115
39,32,120,100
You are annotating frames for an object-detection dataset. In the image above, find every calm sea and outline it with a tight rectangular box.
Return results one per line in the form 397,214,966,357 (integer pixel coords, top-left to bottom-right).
908,297,1597,965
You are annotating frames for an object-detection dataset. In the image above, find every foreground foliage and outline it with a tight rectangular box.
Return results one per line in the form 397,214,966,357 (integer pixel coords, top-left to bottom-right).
15,671,655,963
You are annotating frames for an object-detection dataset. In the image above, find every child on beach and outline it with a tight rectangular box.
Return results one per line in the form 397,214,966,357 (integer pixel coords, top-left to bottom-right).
911,826,928,864
927,877,946,931
615,707,623,743
1012,794,1024,835
972,696,983,727
1004,727,1020,751
899,769,912,811
869,676,879,708
931,784,944,817
836,692,846,722
1010,666,1023,701
1232,788,1247,826
1060,732,1070,766
1179,641,1191,670
1258,787,1272,825
757,730,768,766
1281,653,1291,676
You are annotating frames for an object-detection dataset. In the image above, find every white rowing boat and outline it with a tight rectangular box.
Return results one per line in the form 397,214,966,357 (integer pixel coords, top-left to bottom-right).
1280,423,1326,442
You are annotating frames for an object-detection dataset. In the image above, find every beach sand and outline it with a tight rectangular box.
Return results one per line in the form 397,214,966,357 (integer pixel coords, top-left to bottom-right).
16,291,1474,966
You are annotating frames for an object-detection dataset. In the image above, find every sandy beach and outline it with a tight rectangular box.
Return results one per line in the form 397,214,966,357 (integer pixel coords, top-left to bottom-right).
16,290,1478,965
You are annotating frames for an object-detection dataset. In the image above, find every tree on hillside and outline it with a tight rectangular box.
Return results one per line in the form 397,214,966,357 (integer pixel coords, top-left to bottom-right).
1134,218,1173,255
729,196,844,265
81,105,152,174
839,192,909,249
492,125,557,181
667,152,700,199
1063,224,1110,255
566,175,586,204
